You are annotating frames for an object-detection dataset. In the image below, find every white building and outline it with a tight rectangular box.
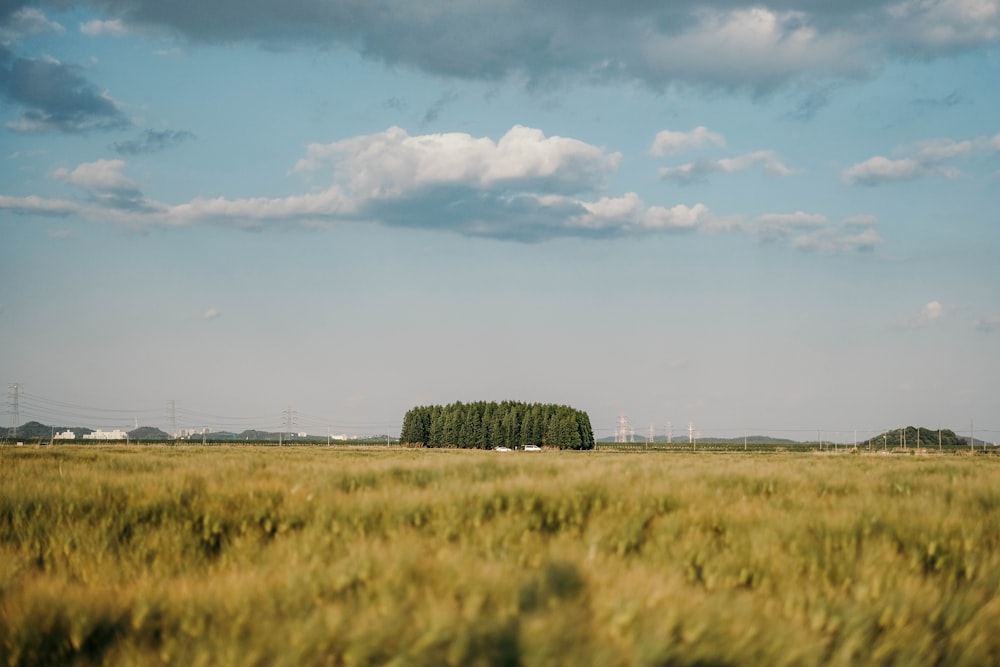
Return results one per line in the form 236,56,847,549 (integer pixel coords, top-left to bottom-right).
82,428,128,441
54,430,76,440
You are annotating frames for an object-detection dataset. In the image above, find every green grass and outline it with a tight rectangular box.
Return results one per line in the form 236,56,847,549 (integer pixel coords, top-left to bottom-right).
1,446,998,666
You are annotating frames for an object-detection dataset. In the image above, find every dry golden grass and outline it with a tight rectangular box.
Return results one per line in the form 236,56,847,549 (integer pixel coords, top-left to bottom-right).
1,446,998,666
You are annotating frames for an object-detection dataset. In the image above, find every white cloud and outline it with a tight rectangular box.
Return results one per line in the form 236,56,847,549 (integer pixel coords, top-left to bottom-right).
899,300,945,328
636,7,867,88
842,156,925,185
80,19,129,37
912,138,974,162
0,194,79,216
296,125,621,197
793,227,882,254
844,132,1000,185
0,127,870,249
203,307,220,320
165,188,355,228
567,193,709,233
52,159,136,193
38,1,1000,93
659,150,792,184
750,212,881,254
649,127,725,156
886,0,1000,52
974,314,1000,332
1,8,64,38
754,211,827,238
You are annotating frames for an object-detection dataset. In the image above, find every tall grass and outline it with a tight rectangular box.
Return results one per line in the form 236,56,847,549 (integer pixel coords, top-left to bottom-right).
1,447,998,666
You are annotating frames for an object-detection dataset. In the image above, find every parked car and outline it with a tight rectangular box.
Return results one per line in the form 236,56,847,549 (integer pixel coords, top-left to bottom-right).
494,446,512,452
523,445,541,451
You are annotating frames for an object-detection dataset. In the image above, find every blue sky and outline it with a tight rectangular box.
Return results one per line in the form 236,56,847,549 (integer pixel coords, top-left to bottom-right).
1,1,998,442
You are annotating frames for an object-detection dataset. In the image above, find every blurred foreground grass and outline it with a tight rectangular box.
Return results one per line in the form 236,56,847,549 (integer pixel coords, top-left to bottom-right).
1,446,998,666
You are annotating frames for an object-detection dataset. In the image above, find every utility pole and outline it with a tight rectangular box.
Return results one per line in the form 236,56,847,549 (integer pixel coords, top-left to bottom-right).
971,418,975,454
168,400,177,440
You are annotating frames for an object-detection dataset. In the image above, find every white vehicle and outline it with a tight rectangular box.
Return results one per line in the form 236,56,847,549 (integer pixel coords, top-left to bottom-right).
494,446,512,452
523,445,541,451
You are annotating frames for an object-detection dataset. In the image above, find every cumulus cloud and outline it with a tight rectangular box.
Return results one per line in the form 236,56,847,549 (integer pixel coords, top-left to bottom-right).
974,314,1000,332
793,227,882,254
899,300,946,328
0,194,79,216
51,159,157,212
750,212,881,254
110,129,196,155
0,46,130,133
0,7,64,38
842,156,925,186
566,193,709,234
0,127,865,249
80,19,129,36
754,211,828,240
843,133,1000,185
2,126,715,241
64,1,1000,92
52,159,135,192
659,150,793,184
650,127,725,156
295,125,621,197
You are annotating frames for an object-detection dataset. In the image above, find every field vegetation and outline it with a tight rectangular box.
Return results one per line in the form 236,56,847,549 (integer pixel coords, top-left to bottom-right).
1,446,999,666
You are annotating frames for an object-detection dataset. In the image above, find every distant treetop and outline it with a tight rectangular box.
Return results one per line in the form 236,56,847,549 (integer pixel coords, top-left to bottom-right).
400,401,594,450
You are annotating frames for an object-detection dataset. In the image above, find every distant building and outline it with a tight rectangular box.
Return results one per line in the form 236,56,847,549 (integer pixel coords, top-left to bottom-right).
82,428,128,441
54,430,76,440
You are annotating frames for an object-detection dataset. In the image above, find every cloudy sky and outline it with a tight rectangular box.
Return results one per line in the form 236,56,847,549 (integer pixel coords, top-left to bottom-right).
1,0,998,442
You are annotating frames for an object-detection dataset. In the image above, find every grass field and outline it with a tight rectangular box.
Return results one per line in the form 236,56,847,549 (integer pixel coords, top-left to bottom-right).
1,446,999,666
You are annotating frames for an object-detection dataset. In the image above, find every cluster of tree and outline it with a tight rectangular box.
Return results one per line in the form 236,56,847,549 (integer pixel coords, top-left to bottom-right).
400,401,595,450
869,427,967,449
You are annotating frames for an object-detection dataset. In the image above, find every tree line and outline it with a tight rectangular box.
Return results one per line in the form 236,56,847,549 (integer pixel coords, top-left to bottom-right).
400,401,595,450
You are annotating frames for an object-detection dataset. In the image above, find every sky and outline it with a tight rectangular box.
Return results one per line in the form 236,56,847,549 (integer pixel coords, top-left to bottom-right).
1,0,998,443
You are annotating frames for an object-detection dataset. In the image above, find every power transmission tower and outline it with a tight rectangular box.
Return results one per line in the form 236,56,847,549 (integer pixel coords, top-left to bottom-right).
8,383,19,440
281,406,297,445
168,400,177,439
616,414,629,444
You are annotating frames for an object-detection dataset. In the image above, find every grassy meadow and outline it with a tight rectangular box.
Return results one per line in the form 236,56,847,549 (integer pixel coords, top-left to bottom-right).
1,445,999,666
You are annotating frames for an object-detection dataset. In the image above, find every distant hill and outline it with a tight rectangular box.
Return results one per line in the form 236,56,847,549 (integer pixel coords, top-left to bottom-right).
3,421,93,440
129,426,170,440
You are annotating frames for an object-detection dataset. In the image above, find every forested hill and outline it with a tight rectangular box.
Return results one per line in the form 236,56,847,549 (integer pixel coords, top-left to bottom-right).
400,401,595,450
